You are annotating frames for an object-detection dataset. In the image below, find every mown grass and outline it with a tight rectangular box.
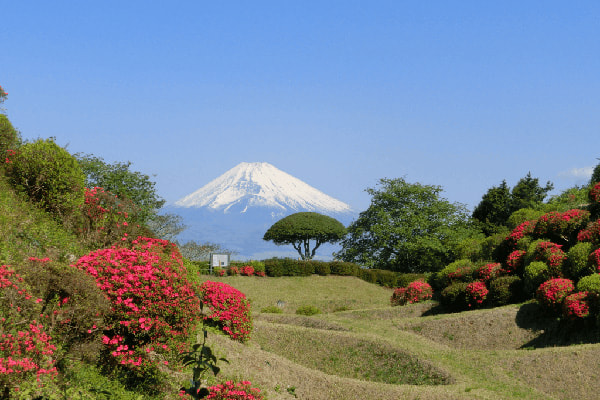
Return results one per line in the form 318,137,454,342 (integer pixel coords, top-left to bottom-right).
207,274,600,400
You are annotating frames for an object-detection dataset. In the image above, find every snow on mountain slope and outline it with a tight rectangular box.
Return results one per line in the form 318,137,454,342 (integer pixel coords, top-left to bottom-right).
174,162,353,215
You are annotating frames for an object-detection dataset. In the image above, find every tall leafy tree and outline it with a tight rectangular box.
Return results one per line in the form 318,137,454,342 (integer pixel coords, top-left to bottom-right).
472,180,512,235
590,159,600,185
510,172,553,211
75,153,165,225
336,178,478,273
263,212,347,260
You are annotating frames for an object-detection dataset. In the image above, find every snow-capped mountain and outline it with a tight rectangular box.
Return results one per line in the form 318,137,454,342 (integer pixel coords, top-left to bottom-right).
174,162,353,216
166,162,356,260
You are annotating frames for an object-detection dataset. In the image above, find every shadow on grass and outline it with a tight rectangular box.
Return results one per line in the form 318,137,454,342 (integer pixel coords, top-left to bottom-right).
516,302,598,349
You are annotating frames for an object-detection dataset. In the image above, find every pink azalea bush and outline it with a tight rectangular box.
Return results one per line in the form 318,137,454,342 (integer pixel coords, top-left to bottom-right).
0,265,58,392
536,278,574,313
199,281,252,342
506,250,526,273
562,291,590,319
74,237,200,373
240,265,255,276
531,241,566,272
476,263,504,282
466,281,488,307
205,381,264,400
391,280,432,306
507,220,536,245
533,209,590,241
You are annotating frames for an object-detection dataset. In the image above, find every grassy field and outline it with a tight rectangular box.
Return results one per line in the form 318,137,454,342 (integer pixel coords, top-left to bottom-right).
200,275,600,400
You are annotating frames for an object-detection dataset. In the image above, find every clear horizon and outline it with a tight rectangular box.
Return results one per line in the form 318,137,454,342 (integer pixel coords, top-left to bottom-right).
2,1,599,213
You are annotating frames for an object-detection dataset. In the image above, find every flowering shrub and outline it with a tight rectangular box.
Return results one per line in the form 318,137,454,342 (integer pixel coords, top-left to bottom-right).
74,237,200,375
205,381,264,400
465,281,488,307
391,280,433,306
533,209,590,244
536,278,574,313
507,220,536,245
530,241,566,274
562,291,590,319
390,287,408,306
405,280,433,303
227,266,240,276
589,248,600,273
589,182,600,204
4,149,15,164
506,250,526,274
240,265,255,276
0,265,58,393
199,281,252,342
447,265,476,283
476,263,504,282
78,187,139,247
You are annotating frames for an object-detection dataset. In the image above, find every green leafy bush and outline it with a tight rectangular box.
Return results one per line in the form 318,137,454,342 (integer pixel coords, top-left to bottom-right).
260,305,283,314
314,262,331,276
396,273,428,288
576,274,600,295
295,305,321,316
524,261,551,295
488,276,524,306
440,282,469,311
0,114,19,160
6,138,85,216
565,242,593,280
264,258,314,276
430,259,475,291
329,261,360,276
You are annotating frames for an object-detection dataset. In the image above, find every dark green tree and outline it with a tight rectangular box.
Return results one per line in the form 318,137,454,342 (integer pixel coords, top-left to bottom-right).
590,159,600,186
472,180,512,235
336,178,478,273
75,153,165,225
263,212,347,260
510,172,553,211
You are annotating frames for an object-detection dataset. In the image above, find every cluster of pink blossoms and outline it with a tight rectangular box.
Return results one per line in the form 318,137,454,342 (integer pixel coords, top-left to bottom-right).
74,237,200,369
199,281,253,342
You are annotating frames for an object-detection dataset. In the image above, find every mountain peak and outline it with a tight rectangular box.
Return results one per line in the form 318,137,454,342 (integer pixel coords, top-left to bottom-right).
174,162,353,215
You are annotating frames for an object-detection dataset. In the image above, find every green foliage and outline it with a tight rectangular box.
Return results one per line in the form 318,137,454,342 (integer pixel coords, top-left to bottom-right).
264,258,314,276
359,269,398,288
565,242,594,280
329,261,360,276
0,114,20,159
337,177,479,273
260,305,284,314
576,274,600,295
75,153,165,225
314,262,331,276
439,282,469,312
452,234,486,262
524,261,550,295
590,160,600,186
263,212,347,260
545,185,591,212
507,208,546,230
396,273,429,288
429,259,475,291
510,172,554,211
472,180,513,235
295,305,322,316
7,138,85,216
488,276,524,306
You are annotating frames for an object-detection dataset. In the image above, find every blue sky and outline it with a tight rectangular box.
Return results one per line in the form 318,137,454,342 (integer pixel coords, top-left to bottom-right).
2,1,599,213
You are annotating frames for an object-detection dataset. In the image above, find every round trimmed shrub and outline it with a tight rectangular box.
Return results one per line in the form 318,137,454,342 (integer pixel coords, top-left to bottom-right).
564,242,593,280
589,248,600,274
526,240,566,276
295,305,321,316
488,276,524,306
200,280,252,342
533,209,590,245
536,278,574,313
506,250,526,275
576,274,600,295
562,291,590,319
430,259,475,291
465,281,489,308
524,261,551,295
6,138,85,216
476,263,504,282
391,287,408,306
440,282,469,311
